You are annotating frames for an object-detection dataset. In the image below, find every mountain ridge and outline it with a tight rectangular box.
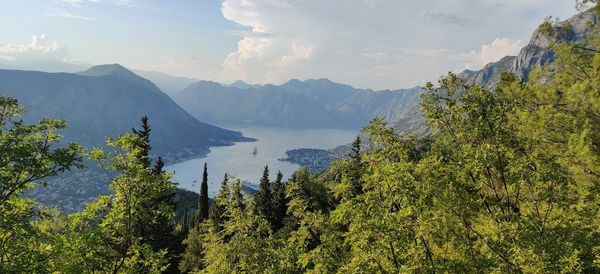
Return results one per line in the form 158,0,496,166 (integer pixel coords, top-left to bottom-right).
173,77,423,130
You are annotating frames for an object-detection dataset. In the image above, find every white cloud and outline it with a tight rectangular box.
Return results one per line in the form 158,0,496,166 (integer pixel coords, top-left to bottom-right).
2,0,577,89
421,11,482,26
480,38,524,65
60,0,135,7
0,34,73,61
218,0,576,89
46,10,96,20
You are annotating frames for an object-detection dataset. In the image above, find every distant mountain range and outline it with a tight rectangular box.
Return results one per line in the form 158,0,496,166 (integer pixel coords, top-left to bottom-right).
133,69,199,97
0,64,250,160
173,78,423,130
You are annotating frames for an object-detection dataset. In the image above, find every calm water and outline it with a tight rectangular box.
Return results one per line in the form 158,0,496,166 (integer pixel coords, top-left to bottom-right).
165,125,358,196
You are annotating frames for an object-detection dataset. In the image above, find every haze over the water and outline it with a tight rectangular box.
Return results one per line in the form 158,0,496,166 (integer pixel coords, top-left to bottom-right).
0,0,578,89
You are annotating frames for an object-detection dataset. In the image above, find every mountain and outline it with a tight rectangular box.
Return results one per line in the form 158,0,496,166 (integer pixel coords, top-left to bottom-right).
0,59,201,97
0,64,250,160
173,78,423,130
0,64,252,211
462,9,598,86
133,69,199,97
227,80,263,89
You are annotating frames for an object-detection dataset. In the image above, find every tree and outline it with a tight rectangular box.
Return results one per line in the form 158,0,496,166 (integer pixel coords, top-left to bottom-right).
179,225,207,273
201,177,284,273
197,162,209,223
131,117,177,269
271,171,287,231
55,121,177,273
132,115,151,168
152,156,165,175
348,136,364,196
254,166,273,223
0,96,83,273
209,173,230,227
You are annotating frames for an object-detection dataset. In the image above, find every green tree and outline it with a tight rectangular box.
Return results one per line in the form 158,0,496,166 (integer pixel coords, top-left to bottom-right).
153,156,165,175
179,225,207,273
197,162,209,223
209,173,230,227
0,96,83,273
132,115,152,168
254,165,273,223
132,117,178,272
58,127,176,273
271,170,287,231
201,177,284,273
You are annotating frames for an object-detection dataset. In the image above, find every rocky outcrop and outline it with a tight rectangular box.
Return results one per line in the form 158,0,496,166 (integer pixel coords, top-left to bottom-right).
462,9,597,86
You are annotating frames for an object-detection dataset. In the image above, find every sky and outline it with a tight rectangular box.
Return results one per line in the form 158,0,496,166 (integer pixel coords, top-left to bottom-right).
0,0,582,90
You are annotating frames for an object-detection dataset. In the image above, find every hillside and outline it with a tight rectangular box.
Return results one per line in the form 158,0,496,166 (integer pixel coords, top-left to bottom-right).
0,65,252,211
0,65,250,160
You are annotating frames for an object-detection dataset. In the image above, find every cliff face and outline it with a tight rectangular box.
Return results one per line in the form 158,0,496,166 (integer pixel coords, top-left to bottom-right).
462,9,598,86
514,9,597,81
462,56,517,87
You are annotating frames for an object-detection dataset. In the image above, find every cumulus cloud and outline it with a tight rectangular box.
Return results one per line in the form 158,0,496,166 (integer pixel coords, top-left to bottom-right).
480,38,524,65
0,34,73,61
217,0,578,89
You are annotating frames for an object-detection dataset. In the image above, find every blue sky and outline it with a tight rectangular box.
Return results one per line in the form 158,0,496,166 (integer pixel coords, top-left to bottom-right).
0,0,583,89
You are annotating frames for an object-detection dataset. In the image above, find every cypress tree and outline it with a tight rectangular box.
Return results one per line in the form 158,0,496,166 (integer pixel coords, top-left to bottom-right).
197,162,209,223
182,202,190,236
271,170,287,230
254,166,273,222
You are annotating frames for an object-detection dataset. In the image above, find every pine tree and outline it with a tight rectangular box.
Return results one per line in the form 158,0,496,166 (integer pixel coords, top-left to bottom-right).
152,156,164,175
209,173,229,227
131,115,152,168
197,162,209,223
271,170,287,230
349,136,363,196
254,166,273,222
130,116,177,272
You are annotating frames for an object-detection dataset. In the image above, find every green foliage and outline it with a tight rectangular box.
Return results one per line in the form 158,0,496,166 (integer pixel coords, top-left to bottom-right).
179,225,207,273
271,170,287,231
254,165,274,224
0,96,83,272
50,119,177,273
198,162,209,223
